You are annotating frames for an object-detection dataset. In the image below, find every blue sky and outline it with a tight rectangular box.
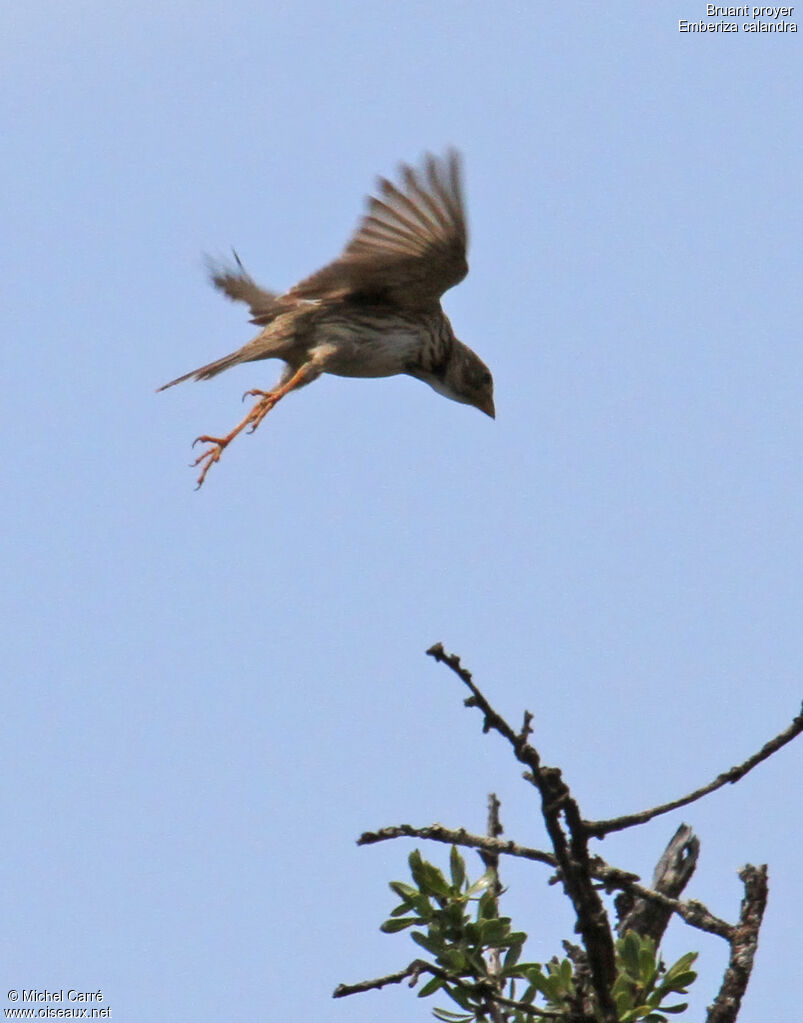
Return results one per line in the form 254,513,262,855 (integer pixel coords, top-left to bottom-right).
2,2,801,1020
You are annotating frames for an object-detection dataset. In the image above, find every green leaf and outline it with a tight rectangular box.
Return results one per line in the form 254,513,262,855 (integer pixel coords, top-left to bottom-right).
615,987,635,1015
620,932,641,978
465,872,494,897
438,948,468,972
612,971,631,998
524,966,550,996
411,895,437,919
380,917,417,933
665,951,698,976
389,880,420,901
477,890,498,919
405,853,436,896
409,849,426,876
660,1002,689,1014
412,930,445,956
408,852,452,898
446,901,468,927
432,1010,473,1023
621,1008,666,1023
639,945,658,984
478,918,509,945
465,948,490,975
389,902,417,918
538,975,563,1001
518,983,537,1004
425,865,453,898
444,983,474,1011
417,975,444,998
662,971,697,993
502,943,523,971
515,962,542,973
450,846,466,890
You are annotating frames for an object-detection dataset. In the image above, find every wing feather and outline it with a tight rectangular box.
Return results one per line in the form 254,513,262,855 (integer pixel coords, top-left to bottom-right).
286,149,468,309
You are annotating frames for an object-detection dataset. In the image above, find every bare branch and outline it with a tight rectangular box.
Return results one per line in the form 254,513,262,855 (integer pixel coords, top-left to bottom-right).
616,824,700,943
359,820,734,941
587,708,803,838
427,642,619,1022
334,958,563,1018
333,960,428,997
358,822,557,869
706,865,769,1023
618,877,734,942
482,793,504,981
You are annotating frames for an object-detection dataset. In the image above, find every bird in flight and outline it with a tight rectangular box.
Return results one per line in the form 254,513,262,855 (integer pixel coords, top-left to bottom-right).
158,149,494,487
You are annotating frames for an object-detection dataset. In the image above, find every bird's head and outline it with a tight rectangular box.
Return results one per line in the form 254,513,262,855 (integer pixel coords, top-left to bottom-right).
441,340,495,418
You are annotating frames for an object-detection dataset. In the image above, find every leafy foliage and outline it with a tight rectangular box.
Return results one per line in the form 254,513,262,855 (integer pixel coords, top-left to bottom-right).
381,847,698,1022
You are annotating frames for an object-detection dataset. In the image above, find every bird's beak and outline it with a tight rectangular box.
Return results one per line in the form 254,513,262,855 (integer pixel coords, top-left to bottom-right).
476,395,495,419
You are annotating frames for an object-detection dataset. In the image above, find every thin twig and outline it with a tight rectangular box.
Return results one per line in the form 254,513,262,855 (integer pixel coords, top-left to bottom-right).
358,822,557,870
334,958,563,1017
586,709,803,837
333,961,427,997
621,879,733,941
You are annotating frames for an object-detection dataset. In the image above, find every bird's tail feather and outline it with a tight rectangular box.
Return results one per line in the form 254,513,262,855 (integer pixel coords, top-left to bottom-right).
156,350,245,392
158,253,280,392
207,251,280,323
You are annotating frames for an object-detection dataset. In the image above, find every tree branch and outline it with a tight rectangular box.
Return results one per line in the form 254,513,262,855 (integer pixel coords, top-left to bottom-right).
333,958,563,1018
358,822,558,870
333,960,428,997
427,642,619,1023
345,648,789,1021
359,819,734,941
705,864,769,1023
482,793,504,982
586,709,803,838
616,824,700,943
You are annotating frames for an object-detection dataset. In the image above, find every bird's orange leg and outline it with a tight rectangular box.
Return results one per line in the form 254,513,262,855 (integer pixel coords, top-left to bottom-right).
191,363,316,488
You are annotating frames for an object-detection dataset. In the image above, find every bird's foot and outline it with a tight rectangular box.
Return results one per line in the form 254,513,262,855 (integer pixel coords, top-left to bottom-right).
189,391,280,487
191,434,230,489
245,392,280,433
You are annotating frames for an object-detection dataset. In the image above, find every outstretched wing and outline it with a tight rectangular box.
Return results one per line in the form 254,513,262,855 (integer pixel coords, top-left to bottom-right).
287,150,468,310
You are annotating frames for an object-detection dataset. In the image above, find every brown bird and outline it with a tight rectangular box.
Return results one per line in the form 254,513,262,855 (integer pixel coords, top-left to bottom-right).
158,149,494,487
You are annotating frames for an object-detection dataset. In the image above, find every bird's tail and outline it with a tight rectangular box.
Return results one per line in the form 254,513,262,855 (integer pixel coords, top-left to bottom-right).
158,253,282,392
156,350,246,391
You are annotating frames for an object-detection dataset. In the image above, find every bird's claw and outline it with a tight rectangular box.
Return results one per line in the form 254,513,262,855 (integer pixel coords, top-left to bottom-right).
242,387,271,403
192,434,214,449
190,435,227,488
